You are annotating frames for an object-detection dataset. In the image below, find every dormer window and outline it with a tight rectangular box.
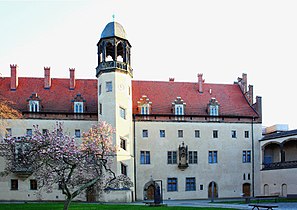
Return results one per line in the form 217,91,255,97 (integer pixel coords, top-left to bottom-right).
137,95,152,115
74,102,83,113
29,100,39,112
172,97,186,115
72,94,86,113
27,93,41,112
208,98,220,116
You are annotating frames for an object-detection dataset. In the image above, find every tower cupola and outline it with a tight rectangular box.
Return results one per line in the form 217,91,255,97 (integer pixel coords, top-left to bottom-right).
96,21,132,78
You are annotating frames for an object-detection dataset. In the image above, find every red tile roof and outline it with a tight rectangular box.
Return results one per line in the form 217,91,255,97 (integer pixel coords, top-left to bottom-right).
0,77,97,113
132,80,258,117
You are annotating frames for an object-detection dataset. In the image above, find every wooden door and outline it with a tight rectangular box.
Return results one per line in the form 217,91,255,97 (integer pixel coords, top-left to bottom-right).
208,182,218,198
147,185,155,200
243,183,251,197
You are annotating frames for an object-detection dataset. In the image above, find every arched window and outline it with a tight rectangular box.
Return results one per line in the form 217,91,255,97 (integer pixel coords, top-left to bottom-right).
74,102,84,113
29,100,39,112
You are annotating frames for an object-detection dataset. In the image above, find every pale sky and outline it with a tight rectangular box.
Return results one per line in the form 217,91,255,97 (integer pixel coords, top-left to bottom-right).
0,0,297,130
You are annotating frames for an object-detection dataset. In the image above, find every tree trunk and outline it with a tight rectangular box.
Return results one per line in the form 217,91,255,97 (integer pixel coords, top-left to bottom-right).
63,197,72,210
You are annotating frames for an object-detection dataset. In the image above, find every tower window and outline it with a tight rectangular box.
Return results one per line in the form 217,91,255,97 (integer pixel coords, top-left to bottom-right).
106,81,112,92
120,138,126,150
121,163,127,176
120,107,126,119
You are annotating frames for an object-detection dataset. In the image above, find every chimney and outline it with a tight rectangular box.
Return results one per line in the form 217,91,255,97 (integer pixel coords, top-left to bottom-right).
44,67,51,89
69,68,75,90
169,77,175,82
253,96,262,120
10,64,18,91
198,73,204,93
242,73,247,93
247,84,254,105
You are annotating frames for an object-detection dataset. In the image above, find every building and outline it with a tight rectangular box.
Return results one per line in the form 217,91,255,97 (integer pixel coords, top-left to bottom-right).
0,21,294,202
260,125,297,197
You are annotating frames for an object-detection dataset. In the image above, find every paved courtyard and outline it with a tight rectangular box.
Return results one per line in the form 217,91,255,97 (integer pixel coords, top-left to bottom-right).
146,199,297,209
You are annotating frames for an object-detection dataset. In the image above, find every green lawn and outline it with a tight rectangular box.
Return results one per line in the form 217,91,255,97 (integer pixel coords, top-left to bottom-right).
0,203,236,210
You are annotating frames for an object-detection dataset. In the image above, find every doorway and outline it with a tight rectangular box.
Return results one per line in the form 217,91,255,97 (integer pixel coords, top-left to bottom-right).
242,183,251,197
208,182,218,198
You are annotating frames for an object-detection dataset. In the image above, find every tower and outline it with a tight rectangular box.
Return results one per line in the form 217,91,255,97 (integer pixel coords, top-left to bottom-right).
96,21,134,198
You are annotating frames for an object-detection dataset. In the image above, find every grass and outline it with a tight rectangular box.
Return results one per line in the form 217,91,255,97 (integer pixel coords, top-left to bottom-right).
0,202,236,210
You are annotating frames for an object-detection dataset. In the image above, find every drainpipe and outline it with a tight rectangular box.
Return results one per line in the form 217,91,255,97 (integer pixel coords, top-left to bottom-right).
251,117,255,197
133,115,137,201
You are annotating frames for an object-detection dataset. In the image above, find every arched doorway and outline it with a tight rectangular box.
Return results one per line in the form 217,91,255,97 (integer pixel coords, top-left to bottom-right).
242,183,251,197
143,181,160,200
208,182,218,198
86,186,96,202
281,184,287,197
264,184,269,196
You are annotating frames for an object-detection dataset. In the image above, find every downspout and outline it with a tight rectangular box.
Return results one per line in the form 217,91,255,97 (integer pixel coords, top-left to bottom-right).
133,114,137,201
251,117,255,197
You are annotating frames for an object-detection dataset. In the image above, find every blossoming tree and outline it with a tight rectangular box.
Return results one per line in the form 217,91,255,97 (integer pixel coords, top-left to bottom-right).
1,121,132,210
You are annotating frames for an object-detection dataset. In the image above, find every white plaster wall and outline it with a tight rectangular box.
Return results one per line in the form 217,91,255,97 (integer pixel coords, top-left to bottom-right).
135,120,262,200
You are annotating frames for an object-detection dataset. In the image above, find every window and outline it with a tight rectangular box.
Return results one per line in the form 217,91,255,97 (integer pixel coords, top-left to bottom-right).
160,130,165,138
42,129,48,136
99,84,102,95
106,81,112,92
141,105,149,115
208,151,218,164
142,129,148,138
189,151,198,164
209,105,219,116
178,130,183,138
121,163,127,176
167,151,177,164
11,179,18,190
175,104,184,115
231,130,237,138
213,130,218,138
75,129,81,138
195,130,200,138
167,178,178,192
26,129,32,136
29,100,39,112
243,150,251,163
245,131,249,138
243,173,246,180
120,138,126,150
6,128,12,137
74,102,83,113
140,151,150,164
120,107,126,119
248,173,251,180
186,177,196,191
30,179,37,190
99,103,102,115
200,185,203,191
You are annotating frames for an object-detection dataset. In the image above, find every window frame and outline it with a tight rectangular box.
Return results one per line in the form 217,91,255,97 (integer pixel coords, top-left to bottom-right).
213,130,218,138
185,177,196,191
167,177,178,192
11,179,18,190
142,129,148,138
195,130,200,138
30,179,38,190
75,129,81,138
119,107,126,119
231,130,237,138
74,102,84,113
160,130,166,138
178,130,183,138
208,151,218,164
140,151,150,164
120,138,127,150
106,81,112,92
189,151,198,164
167,151,177,164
